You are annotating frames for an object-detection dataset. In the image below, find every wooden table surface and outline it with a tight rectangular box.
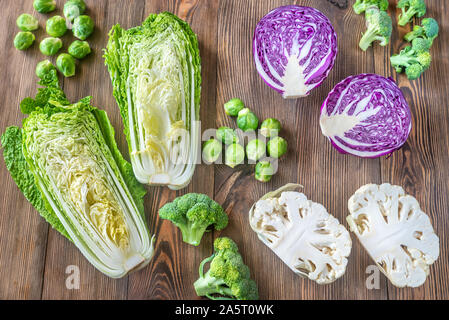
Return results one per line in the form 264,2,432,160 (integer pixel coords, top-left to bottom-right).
0,0,448,300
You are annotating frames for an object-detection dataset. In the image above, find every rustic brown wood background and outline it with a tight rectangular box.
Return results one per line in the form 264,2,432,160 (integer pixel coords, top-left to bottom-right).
0,0,447,300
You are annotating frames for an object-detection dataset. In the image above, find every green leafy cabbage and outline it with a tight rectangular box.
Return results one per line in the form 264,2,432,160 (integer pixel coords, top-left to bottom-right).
104,12,201,190
1,75,154,278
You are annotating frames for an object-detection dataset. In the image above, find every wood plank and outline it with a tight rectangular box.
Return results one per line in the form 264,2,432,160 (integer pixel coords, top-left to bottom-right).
214,0,386,300
126,0,219,299
40,0,145,299
374,0,449,300
0,0,447,300
0,0,50,300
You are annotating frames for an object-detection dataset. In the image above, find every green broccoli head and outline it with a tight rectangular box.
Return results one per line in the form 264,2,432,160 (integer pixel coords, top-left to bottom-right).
390,44,431,80
411,37,432,53
397,0,426,26
404,18,439,42
359,7,393,51
353,0,389,15
194,237,259,300
159,193,228,246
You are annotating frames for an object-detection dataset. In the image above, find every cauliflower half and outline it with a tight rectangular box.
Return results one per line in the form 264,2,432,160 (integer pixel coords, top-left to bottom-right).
249,184,352,284
347,183,439,288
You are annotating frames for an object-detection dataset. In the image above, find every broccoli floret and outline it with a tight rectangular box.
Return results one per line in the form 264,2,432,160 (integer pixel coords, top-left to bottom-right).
404,18,439,42
359,7,393,51
159,193,228,246
411,37,432,53
390,44,431,79
397,0,426,26
353,0,389,14
194,237,259,300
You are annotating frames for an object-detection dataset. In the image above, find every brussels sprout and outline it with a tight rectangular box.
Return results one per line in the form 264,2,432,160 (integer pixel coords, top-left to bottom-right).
64,0,86,22
255,161,274,182
46,15,67,37
267,136,287,158
225,143,245,168
56,53,76,77
237,108,259,132
260,118,281,137
39,37,62,56
246,139,266,162
68,40,91,59
202,138,222,163
216,126,238,145
35,59,57,79
16,14,39,31
14,32,35,50
224,98,245,116
33,0,56,13
72,15,94,40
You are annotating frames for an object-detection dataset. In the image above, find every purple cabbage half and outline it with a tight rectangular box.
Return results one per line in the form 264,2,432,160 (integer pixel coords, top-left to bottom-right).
253,5,337,99
320,74,412,158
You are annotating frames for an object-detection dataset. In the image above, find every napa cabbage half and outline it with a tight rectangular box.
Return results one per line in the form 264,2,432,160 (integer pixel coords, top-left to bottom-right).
1,74,154,278
104,12,201,190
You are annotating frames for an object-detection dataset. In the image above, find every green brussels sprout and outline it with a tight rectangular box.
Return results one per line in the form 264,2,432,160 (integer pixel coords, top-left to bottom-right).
267,136,287,158
246,139,266,162
225,143,245,168
237,108,259,132
16,14,39,31
68,40,91,59
14,32,35,50
255,161,274,182
33,0,56,13
260,118,281,137
216,126,238,145
64,0,86,22
39,37,62,56
224,98,245,116
46,15,67,37
35,59,57,79
56,53,76,77
202,138,222,163
72,15,94,40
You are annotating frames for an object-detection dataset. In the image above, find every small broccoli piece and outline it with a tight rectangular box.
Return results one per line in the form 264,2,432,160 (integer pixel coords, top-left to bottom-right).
353,0,389,15
397,0,426,27
390,45,431,79
359,7,392,51
404,18,439,43
194,237,259,300
411,37,432,53
159,193,228,246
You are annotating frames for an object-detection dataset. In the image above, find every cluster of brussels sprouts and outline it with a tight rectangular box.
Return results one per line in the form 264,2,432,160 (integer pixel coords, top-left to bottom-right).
202,98,288,183
14,1,94,79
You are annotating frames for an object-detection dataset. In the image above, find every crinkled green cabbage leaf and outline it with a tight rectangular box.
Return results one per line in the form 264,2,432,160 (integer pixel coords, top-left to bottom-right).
104,12,201,190
1,74,154,278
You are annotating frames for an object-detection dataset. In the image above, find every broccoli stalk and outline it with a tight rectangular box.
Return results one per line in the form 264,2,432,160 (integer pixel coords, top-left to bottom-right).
353,0,389,15
194,237,259,300
193,254,235,299
359,7,393,51
404,18,439,43
159,193,228,246
397,0,426,27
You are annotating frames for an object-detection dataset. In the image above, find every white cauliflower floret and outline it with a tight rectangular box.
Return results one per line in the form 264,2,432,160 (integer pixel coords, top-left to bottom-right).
249,186,352,284
347,183,439,288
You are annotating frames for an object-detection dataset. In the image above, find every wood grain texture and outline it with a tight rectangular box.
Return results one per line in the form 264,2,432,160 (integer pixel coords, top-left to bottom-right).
0,0,447,300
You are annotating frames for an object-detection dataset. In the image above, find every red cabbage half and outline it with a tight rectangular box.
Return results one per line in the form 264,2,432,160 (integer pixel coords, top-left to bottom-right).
253,5,337,99
320,74,412,158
